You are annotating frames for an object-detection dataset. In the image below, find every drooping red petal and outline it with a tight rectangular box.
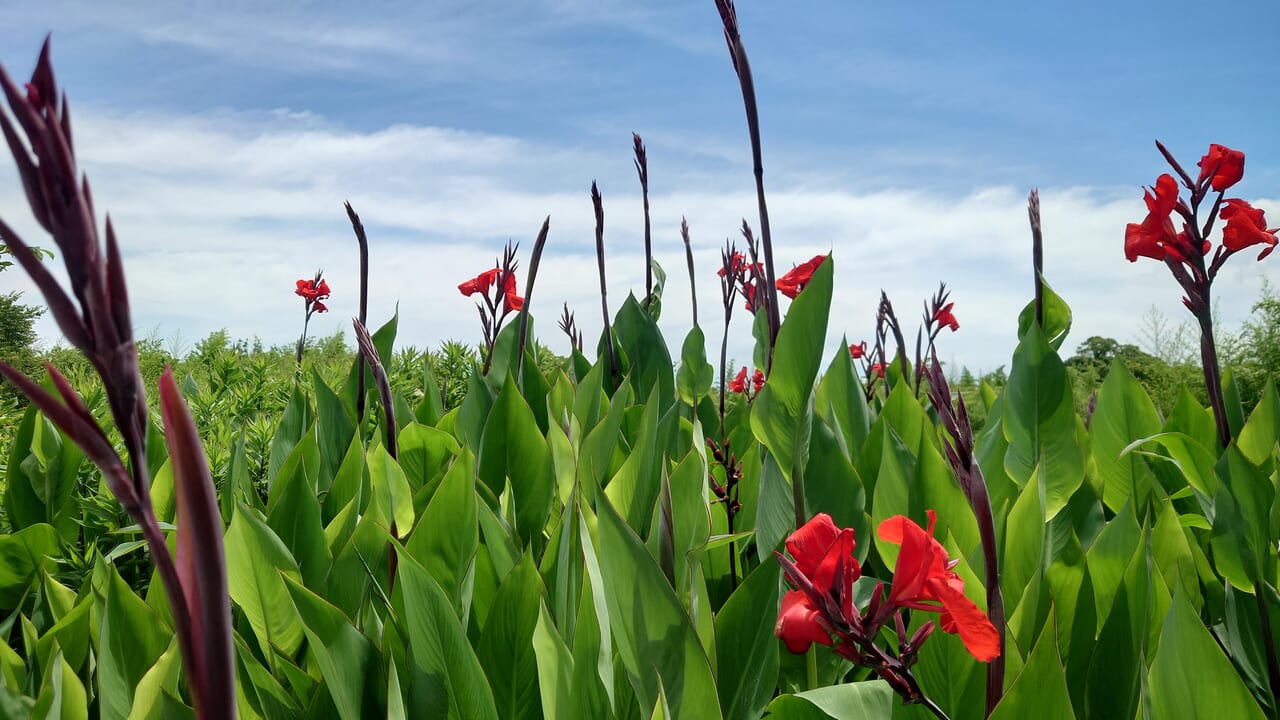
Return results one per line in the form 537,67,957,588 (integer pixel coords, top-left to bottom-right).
926,577,1001,662
879,514,934,605
776,254,827,299
775,590,833,654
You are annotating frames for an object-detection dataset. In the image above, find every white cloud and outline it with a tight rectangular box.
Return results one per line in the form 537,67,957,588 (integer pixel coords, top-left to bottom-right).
2,106,1276,383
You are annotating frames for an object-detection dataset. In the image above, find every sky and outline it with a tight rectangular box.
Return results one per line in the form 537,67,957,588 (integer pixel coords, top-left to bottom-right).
1,0,1278,376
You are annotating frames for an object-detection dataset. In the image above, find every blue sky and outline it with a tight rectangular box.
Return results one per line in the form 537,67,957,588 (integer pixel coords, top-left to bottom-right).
1,0,1278,373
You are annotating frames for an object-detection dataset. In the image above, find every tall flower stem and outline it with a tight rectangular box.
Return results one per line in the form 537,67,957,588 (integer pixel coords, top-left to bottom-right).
517,216,551,381
1028,189,1044,327
633,133,653,308
682,217,697,327
591,182,617,384
345,201,369,425
715,0,781,372
354,318,399,589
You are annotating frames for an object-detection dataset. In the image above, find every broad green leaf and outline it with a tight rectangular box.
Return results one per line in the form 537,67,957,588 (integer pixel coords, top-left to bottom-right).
751,255,833,482
1002,468,1045,614
1016,278,1072,351
392,553,499,720
32,648,87,720
676,326,714,408
1238,380,1280,467
404,448,478,616
614,294,675,416
126,638,180,720
1002,323,1084,519
283,576,384,719
594,496,722,719
366,442,415,538
989,610,1074,720
531,602,574,720
323,434,367,523
225,502,304,658
268,383,311,489
398,422,461,499
714,557,780,720
1091,360,1162,514
1146,587,1267,719
1084,534,1160,720
476,554,545,720
6,409,82,541
478,374,555,547
763,681,893,719
605,386,675,536
755,452,795,561
1044,532,1096,709
266,459,332,589
815,338,871,462
97,564,170,720
1085,500,1140,628
1211,445,1275,591
0,524,58,611
803,414,866,563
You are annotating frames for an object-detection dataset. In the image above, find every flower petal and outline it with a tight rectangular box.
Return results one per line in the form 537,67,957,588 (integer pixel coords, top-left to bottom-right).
927,577,1001,662
775,590,832,654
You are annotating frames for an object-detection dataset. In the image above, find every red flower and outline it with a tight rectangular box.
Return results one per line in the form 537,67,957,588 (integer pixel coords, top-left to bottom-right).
295,278,331,302
742,281,760,313
1221,199,1279,260
718,251,747,278
869,362,886,378
774,514,860,653
877,511,1000,662
502,271,524,313
1124,174,1180,262
1197,144,1245,193
849,341,867,360
776,255,827,299
775,591,833,654
728,366,748,394
752,368,765,393
458,268,501,297
312,300,328,313
934,303,959,332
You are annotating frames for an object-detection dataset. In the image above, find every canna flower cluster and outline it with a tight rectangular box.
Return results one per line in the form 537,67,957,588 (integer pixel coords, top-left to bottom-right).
458,266,524,314
718,248,765,313
458,241,526,373
775,254,826,299
1124,142,1276,448
775,513,999,705
293,270,331,369
728,365,765,398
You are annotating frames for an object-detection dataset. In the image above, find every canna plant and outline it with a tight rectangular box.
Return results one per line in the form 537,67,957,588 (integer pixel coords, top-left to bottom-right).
2,6,1280,720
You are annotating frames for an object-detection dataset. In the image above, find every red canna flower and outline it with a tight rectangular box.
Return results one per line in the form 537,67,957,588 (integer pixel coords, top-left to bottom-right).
752,368,765,393
458,268,501,297
1124,173,1180,262
775,590,834,654
742,281,760,313
869,362,886,378
728,366,748,393
877,511,1000,662
1197,144,1245,193
776,255,827,299
849,341,867,360
502,271,524,313
295,278,331,302
1220,199,1279,260
774,513,860,653
312,300,328,313
718,251,747,278
933,303,959,332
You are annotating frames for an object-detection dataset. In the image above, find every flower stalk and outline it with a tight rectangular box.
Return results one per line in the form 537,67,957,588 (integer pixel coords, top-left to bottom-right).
345,201,369,424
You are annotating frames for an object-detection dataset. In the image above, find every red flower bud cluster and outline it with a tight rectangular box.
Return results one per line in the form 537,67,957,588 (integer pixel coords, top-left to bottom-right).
727,366,765,399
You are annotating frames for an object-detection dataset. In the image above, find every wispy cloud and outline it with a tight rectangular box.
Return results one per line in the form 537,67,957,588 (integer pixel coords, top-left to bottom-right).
3,105,1274,376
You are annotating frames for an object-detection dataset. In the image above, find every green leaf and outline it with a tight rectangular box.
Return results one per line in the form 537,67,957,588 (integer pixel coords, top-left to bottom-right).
815,338,871,462
1211,445,1275,591
366,442,415,538
1016,278,1072,351
126,638,180,720
714,557,780,720
32,647,87,720
605,386,675,536
614,294,675,416
97,564,170,720
676,326,714,408
1002,468,1045,614
478,374,555,546
476,554,545,720
1238,379,1280,467
283,576,385,719
0,524,58,610
314,369,357,495
1002,323,1084,519
225,502,304,659
268,383,310,488
751,255,833,481
763,682,893,719
1147,586,1267,719
802,415,866,562
404,448,478,616
593,497,722,719
989,610,1074,720
531,601,575,720
392,552,499,720
1091,360,1162,513
266,459,332,589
